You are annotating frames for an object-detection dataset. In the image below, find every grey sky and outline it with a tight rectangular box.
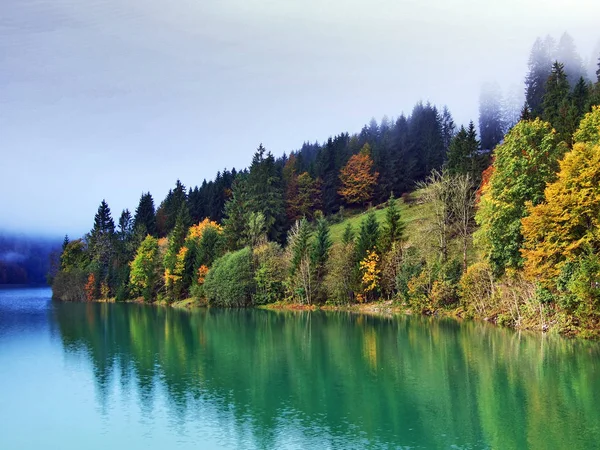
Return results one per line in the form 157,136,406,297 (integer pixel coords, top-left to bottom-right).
1,0,599,237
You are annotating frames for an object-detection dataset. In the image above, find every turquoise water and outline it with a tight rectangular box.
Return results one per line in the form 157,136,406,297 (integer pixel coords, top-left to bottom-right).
1,286,600,449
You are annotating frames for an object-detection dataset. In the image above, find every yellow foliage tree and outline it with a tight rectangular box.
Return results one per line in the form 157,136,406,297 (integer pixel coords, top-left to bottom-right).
338,144,379,206
522,141,600,284
359,250,381,301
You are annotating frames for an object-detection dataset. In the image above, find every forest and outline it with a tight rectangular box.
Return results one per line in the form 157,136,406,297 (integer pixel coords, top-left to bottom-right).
52,33,600,337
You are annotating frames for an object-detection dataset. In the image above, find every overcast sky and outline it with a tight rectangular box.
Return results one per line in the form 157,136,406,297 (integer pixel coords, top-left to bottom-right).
1,0,599,237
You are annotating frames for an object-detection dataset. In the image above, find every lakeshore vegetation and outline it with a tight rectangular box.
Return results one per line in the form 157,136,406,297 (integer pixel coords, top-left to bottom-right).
52,34,600,337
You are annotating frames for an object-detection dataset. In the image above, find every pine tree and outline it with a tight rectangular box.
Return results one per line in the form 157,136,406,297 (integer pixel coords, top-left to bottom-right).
342,223,355,246
223,175,250,250
543,61,571,142
520,103,532,121
525,37,553,117
381,193,405,251
311,217,332,303
556,32,585,87
133,192,156,236
355,210,380,264
246,144,286,243
479,82,505,151
118,209,133,241
441,106,456,153
62,235,70,252
289,219,313,304
88,200,116,293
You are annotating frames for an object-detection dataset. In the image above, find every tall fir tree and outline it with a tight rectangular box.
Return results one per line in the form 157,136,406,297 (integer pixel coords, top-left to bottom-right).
246,144,286,243
542,61,572,142
355,210,380,264
311,217,332,303
479,82,505,150
133,192,156,236
525,37,553,117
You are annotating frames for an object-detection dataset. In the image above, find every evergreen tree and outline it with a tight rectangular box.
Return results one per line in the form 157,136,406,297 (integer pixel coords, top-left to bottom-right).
543,61,571,142
525,37,553,117
441,106,456,154
381,193,405,251
520,103,532,121
246,145,286,242
342,223,355,246
571,77,590,118
355,210,380,264
133,192,156,236
88,200,116,291
479,82,505,150
118,209,133,241
311,217,332,303
556,32,585,87
223,175,251,251
446,122,482,182
62,235,70,252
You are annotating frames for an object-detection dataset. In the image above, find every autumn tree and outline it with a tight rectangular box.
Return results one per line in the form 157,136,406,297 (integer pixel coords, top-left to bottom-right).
475,119,564,275
129,235,161,302
522,108,600,291
338,144,379,207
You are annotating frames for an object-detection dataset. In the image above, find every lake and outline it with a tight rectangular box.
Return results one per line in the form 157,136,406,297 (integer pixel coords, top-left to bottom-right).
1,287,599,449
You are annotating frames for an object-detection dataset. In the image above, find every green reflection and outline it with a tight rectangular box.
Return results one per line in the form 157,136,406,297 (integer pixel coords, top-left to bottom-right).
54,303,600,449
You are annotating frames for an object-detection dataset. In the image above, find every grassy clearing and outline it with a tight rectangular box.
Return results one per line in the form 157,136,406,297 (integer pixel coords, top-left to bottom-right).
329,191,433,246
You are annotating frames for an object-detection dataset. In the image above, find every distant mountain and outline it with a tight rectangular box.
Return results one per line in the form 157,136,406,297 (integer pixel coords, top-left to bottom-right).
0,233,60,284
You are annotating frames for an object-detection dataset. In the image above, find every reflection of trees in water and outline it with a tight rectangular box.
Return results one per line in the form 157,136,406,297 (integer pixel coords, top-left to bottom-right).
53,303,600,449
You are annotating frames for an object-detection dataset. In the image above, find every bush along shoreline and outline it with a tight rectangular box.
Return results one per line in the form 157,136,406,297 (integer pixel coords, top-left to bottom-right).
53,47,600,338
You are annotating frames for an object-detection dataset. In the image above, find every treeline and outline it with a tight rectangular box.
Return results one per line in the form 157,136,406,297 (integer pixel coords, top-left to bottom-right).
53,99,456,303
53,34,600,335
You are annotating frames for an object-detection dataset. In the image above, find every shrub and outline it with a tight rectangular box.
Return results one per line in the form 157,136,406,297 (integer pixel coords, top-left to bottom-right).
459,261,495,317
324,242,357,304
253,243,287,305
52,269,88,302
204,247,255,307
395,248,423,303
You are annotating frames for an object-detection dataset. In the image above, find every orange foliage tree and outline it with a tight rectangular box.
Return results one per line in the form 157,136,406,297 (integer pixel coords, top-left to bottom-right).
338,144,379,206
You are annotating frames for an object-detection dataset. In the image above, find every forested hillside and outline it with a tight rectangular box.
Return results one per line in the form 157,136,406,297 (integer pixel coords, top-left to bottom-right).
53,33,600,336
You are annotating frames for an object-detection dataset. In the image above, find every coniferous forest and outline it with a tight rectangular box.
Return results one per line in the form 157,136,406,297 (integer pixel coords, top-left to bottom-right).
52,33,600,337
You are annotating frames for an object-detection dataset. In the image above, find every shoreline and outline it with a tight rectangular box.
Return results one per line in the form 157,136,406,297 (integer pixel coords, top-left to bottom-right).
75,294,590,339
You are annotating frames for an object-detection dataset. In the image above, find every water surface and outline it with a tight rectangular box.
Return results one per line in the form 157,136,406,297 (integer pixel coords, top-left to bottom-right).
1,287,599,449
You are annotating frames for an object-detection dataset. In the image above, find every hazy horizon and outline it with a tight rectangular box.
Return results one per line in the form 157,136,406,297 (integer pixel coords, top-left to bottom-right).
2,0,600,238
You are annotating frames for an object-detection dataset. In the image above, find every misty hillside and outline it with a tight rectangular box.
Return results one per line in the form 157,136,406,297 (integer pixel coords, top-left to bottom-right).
0,234,60,284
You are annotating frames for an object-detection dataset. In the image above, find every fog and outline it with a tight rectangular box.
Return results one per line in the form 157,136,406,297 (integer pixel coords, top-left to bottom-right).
1,0,599,237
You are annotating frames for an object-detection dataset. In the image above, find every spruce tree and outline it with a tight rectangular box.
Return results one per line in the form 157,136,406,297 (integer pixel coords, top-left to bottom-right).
89,200,116,291
311,217,332,303
246,144,286,242
525,37,553,117
355,210,380,264
543,61,571,142
479,82,505,151
118,209,133,241
342,223,355,246
381,194,405,251
223,175,250,250
133,192,156,236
